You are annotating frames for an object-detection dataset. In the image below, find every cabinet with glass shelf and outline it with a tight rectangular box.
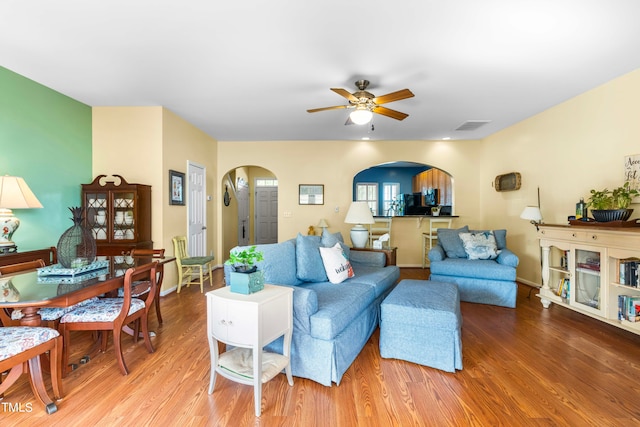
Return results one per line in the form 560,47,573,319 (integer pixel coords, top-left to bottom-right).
537,224,640,336
82,175,152,256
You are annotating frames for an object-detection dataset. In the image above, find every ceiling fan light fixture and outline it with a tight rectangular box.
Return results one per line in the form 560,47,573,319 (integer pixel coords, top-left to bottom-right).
350,107,373,125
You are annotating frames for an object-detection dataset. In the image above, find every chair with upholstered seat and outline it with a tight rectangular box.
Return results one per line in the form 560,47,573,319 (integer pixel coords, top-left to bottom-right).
59,262,158,375
172,236,214,293
130,248,166,324
368,217,393,248
0,326,63,414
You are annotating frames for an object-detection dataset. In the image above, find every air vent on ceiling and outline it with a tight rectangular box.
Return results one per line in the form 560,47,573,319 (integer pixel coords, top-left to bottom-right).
455,120,491,131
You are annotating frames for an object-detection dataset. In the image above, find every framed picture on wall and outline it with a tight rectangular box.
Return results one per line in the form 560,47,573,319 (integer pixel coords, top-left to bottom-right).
299,184,324,205
169,170,185,206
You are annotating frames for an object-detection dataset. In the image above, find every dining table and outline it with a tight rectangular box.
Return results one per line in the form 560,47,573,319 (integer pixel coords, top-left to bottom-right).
0,255,175,373
0,255,175,326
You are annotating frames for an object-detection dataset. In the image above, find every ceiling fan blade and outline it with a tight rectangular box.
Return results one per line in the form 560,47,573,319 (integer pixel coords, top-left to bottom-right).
307,105,349,113
372,106,409,121
372,89,415,105
331,88,359,103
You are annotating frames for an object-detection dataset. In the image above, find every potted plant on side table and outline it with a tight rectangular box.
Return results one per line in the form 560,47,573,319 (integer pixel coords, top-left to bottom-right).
587,181,639,222
225,246,265,294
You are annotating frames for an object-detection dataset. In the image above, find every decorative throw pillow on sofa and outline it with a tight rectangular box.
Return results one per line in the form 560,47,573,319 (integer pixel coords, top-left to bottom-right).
319,243,355,284
296,233,328,282
437,226,470,258
320,229,350,259
459,231,500,260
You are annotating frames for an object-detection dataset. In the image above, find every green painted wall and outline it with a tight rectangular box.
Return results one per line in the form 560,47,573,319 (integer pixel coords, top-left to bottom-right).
0,66,92,251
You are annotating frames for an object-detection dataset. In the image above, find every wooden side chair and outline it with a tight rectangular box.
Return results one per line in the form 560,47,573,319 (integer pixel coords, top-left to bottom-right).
59,262,158,376
130,248,166,324
172,236,214,293
0,259,45,276
0,326,63,414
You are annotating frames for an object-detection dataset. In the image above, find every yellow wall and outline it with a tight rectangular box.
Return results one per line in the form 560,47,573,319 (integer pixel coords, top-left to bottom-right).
93,106,217,291
217,139,484,266
92,67,640,290
481,68,640,286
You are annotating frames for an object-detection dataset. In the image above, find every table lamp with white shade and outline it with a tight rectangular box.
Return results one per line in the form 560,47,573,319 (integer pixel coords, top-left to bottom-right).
0,175,43,252
317,218,329,234
344,201,375,248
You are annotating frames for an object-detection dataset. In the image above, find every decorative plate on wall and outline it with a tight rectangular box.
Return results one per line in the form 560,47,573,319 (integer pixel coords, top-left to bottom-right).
494,172,521,192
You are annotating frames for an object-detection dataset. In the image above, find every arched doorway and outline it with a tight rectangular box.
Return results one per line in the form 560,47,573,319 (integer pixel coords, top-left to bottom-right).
221,165,278,258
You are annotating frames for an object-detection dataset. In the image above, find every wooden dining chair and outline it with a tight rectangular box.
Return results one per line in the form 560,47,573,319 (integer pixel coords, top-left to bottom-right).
59,262,159,375
130,248,165,324
0,259,45,276
172,236,214,293
0,326,63,414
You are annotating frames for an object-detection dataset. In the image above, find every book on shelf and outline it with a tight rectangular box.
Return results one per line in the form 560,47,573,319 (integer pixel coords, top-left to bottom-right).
618,295,640,322
619,258,640,287
556,277,569,299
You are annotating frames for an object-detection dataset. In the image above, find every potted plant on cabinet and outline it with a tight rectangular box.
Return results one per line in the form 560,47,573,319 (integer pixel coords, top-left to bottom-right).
225,246,265,294
587,181,639,222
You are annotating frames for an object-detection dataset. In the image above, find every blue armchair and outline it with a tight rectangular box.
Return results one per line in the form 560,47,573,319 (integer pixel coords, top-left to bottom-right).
428,227,519,308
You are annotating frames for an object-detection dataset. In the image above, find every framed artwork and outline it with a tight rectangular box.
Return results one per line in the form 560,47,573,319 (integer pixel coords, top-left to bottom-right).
169,170,185,206
299,184,324,205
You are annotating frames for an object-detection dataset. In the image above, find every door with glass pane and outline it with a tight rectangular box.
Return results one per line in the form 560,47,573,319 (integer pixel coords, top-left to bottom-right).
571,246,605,315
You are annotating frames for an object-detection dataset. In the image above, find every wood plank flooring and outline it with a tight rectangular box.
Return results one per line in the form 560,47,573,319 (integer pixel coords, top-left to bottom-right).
2,268,640,426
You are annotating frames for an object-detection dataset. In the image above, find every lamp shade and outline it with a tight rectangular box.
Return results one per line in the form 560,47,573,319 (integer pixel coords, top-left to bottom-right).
520,206,543,222
0,175,43,209
317,218,329,228
344,202,375,225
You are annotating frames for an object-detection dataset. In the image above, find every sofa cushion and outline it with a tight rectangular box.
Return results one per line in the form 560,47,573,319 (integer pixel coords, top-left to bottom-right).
306,282,376,340
319,243,354,284
296,234,328,282
230,241,300,286
459,231,499,260
349,264,400,298
321,229,350,258
437,226,469,258
429,258,516,281
471,228,507,250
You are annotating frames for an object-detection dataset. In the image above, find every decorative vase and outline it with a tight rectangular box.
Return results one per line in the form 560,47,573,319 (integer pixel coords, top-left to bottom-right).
229,269,264,294
57,207,96,268
591,209,633,222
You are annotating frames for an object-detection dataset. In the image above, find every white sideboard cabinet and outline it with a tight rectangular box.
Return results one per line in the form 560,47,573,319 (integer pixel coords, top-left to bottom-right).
537,224,640,335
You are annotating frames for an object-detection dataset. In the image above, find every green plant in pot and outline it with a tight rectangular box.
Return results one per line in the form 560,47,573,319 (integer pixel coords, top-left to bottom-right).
225,246,265,294
587,181,639,222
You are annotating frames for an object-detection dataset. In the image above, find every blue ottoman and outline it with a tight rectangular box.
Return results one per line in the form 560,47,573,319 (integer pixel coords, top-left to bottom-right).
380,279,462,372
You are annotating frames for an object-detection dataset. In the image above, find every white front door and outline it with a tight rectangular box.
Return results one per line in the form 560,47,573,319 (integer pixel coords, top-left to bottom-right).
255,186,278,244
187,161,207,256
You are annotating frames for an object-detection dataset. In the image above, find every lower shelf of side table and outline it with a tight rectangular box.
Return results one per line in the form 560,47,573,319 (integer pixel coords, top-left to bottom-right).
216,347,290,385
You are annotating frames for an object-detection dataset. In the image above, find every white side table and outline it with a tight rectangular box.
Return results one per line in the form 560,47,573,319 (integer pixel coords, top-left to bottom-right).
206,284,293,416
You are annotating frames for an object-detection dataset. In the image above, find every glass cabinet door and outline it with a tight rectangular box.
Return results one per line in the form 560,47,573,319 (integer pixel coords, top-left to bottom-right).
112,191,135,241
572,248,602,313
84,191,108,241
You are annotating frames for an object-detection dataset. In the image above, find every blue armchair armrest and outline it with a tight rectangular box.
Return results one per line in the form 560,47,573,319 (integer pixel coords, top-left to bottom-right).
428,246,446,262
497,248,519,268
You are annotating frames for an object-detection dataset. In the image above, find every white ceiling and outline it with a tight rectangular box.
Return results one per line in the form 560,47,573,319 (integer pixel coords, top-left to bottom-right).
2,1,640,142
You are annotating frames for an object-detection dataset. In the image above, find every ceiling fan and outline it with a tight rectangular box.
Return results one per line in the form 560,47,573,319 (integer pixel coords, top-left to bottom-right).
307,80,414,125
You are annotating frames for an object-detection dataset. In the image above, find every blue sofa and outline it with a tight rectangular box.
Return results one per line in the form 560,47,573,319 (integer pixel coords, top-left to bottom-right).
427,227,519,308
223,231,400,386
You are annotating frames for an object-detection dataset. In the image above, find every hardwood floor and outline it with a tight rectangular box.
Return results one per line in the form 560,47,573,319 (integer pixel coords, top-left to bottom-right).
3,268,640,426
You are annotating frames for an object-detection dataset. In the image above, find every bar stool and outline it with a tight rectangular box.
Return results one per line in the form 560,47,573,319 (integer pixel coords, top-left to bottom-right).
422,218,453,268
